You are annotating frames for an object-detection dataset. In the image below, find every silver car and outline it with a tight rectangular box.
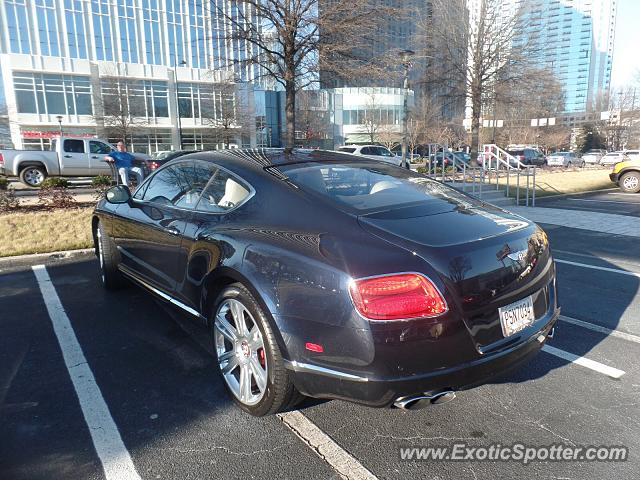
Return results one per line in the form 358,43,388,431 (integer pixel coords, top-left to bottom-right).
582,149,607,164
547,151,584,167
601,152,630,166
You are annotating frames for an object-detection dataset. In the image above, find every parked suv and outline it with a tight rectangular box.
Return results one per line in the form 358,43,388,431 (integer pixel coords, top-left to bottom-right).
601,152,630,166
506,148,546,166
582,149,607,164
337,145,405,167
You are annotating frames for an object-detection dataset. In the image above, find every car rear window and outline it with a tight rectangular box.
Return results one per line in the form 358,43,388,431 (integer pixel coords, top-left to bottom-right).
279,162,477,215
508,150,524,156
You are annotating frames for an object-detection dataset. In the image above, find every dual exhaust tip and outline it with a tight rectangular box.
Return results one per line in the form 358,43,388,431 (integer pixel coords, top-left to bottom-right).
393,390,456,410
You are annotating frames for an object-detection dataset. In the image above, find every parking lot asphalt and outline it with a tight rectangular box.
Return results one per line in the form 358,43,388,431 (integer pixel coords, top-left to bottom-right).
536,189,640,217
1,217,639,479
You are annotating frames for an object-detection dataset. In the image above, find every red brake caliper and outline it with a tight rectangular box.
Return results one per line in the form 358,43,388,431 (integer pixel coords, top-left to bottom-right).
258,348,266,368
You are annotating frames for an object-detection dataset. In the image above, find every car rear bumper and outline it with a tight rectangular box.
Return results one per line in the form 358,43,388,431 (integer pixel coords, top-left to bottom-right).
288,307,559,408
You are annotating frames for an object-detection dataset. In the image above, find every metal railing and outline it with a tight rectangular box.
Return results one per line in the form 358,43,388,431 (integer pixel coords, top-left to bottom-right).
417,144,537,207
481,144,536,207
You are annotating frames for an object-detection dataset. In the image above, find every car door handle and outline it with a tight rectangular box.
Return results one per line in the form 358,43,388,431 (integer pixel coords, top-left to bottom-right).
91,155,99,159
164,226,181,236
63,155,73,158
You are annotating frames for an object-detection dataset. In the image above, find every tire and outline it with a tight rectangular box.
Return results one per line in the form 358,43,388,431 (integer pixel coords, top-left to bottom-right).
566,161,572,168
619,172,640,193
212,283,302,416
96,222,127,290
581,161,586,168
19,165,47,187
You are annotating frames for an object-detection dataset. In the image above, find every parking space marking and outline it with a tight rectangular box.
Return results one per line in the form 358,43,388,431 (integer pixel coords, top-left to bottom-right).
32,265,141,480
559,315,640,345
555,259,640,278
278,410,378,480
567,198,633,205
542,345,625,379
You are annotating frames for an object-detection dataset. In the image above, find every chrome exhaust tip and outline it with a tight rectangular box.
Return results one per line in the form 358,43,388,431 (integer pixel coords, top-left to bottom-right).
393,391,456,410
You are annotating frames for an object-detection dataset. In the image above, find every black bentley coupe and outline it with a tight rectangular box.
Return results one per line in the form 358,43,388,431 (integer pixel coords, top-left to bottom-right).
93,149,559,416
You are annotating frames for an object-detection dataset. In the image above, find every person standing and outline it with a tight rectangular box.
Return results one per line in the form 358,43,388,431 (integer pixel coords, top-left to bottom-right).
104,141,144,187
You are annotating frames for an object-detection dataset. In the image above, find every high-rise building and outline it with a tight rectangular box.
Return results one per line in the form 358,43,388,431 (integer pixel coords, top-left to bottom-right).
510,0,617,113
0,0,278,151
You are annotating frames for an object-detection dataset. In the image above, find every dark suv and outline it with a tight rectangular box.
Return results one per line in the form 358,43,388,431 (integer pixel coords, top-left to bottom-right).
507,148,546,167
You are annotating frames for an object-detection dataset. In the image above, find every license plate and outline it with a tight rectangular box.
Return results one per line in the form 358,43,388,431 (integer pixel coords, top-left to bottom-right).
499,296,535,337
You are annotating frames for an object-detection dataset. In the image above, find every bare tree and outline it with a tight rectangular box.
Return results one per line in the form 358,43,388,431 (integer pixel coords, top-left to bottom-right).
295,90,332,148
417,0,534,162
359,93,383,144
377,124,401,151
94,76,147,146
199,81,253,148
210,0,393,150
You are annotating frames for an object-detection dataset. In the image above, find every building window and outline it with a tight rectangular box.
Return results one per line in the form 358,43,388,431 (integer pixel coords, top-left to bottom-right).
35,0,60,56
142,0,163,64
64,0,88,59
166,0,186,67
188,0,207,69
13,72,92,115
118,0,139,63
92,0,114,61
100,78,168,119
5,0,31,54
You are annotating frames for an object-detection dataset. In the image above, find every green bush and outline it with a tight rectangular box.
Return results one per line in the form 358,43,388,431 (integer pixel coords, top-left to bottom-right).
41,177,70,189
416,166,428,174
0,177,9,191
92,175,113,187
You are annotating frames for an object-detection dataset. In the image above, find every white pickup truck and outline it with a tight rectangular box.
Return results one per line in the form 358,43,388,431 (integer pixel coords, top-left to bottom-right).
0,137,149,187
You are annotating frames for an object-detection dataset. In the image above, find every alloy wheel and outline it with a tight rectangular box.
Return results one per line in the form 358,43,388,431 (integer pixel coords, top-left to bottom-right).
24,168,44,186
214,298,268,406
623,175,639,191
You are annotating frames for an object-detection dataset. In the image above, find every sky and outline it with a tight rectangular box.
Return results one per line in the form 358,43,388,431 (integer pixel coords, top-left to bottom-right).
610,0,640,89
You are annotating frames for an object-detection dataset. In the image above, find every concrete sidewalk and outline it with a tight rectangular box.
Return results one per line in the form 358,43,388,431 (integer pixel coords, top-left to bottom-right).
509,206,640,237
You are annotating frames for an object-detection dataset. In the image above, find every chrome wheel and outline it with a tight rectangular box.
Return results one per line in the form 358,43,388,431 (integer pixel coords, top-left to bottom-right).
23,168,45,186
214,298,268,406
623,175,639,191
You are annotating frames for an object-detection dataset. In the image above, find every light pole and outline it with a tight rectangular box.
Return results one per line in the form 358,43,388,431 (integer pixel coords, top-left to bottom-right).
400,49,414,169
56,115,63,137
173,59,187,150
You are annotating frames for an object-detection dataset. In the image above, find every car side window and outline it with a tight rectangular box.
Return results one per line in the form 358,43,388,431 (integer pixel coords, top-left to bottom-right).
378,147,393,157
196,167,252,213
361,147,373,155
141,161,199,208
64,139,85,153
90,141,112,154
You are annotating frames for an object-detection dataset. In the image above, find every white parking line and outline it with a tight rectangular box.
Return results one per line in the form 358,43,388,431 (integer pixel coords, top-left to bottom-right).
278,410,378,480
559,315,640,345
541,345,625,379
555,259,640,278
32,265,141,480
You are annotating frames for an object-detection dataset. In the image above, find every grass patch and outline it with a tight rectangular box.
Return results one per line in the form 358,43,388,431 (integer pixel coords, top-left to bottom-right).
501,168,613,198
0,207,93,257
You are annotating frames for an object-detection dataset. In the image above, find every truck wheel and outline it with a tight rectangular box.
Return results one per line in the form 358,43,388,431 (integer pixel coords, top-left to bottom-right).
19,166,47,187
619,172,640,193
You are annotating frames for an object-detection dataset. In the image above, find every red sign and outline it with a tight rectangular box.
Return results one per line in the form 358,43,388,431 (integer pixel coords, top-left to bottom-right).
21,131,98,139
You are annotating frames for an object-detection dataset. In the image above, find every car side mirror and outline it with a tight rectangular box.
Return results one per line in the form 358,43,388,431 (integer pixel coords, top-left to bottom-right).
105,185,132,204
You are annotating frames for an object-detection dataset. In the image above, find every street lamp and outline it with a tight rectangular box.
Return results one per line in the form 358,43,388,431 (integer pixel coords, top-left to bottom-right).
173,59,187,150
400,49,414,169
56,115,63,137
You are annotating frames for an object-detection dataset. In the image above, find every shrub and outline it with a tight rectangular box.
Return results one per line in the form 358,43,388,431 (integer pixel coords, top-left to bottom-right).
0,177,9,191
416,166,428,174
38,177,76,209
92,174,114,201
0,188,19,212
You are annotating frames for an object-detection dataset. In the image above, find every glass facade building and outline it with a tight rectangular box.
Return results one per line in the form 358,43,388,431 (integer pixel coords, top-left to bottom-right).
511,0,616,113
0,0,269,151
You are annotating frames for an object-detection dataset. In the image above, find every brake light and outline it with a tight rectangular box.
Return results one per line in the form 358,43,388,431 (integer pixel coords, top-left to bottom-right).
0,153,4,167
150,161,159,170
349,273,448,320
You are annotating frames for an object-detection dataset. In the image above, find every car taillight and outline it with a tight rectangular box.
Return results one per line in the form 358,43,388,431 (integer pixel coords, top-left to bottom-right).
150,161,159,170
349,273,448,320
0,153,4,167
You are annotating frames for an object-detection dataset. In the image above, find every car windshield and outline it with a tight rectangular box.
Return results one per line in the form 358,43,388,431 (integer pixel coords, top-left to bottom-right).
279,161,477,215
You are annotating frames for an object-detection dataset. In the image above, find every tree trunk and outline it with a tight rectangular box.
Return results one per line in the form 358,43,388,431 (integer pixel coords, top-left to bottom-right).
285,81,296,151
470,89,482,166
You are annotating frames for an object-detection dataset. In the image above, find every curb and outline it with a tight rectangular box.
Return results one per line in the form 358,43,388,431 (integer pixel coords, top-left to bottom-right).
533,187,618,200
0,248,94,266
